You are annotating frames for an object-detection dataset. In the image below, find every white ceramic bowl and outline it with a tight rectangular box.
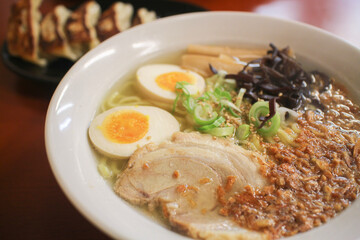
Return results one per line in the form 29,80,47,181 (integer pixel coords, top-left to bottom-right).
45,12,360,240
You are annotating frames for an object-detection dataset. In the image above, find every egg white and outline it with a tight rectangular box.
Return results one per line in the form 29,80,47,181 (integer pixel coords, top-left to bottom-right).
136,64,205,103
89,106,179,158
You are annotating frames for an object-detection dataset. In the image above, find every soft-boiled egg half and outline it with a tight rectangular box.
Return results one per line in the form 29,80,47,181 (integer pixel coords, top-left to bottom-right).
136,64,205,103
89,106,179,158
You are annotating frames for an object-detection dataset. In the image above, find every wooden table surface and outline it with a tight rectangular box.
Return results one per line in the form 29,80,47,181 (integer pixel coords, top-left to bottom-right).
0,0,359,239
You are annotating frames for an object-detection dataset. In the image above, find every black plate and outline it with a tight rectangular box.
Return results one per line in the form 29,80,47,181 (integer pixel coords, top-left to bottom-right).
2,0,206,84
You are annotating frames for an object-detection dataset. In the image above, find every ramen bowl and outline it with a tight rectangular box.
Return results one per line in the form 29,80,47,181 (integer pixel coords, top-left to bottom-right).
45,12,360,240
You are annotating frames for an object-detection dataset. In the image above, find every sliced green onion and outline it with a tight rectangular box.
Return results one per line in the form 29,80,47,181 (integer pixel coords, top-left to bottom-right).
228,107,241,118
183,95,196,113
214,87,232,101
193,103,218,125
249,101,280,137
198,116,225,131
249,101,269,126
214,75,225,89
224,79,236,91
220,99,241,112
173,82,195,113
207,92,219,103
197,92,211,101
172,93,180,113
205,74,221,92
235,88,246,108
236,124,250,140
175,81,191,95
218,99,242,118
218,101,225,114
203,126,234,137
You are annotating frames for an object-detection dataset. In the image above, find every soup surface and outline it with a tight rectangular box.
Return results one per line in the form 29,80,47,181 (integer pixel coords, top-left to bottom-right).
89,44,360,239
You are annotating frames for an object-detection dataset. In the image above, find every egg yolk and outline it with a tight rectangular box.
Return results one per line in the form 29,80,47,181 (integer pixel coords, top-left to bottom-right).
100,110,149,144
155,71,195,92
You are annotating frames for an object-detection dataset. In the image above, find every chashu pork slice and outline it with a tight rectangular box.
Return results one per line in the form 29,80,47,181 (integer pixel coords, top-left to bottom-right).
115,132,269,240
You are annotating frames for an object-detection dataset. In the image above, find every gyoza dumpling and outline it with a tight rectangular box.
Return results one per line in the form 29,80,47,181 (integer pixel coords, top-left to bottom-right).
65,1,101,58
96,2,133,42
40,5,77,61
7,0,47,66
132,7,157,27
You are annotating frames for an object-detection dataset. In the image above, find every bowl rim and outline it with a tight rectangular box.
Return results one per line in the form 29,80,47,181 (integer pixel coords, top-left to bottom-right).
45,11,360,240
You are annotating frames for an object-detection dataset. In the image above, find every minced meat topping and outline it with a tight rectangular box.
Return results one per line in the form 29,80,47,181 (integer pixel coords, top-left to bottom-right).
218,86,360,239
